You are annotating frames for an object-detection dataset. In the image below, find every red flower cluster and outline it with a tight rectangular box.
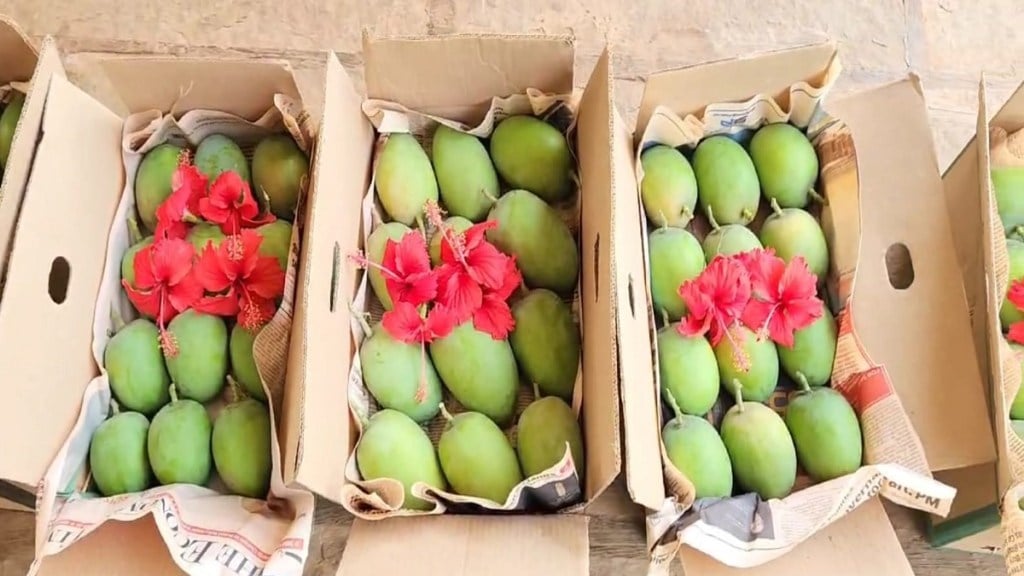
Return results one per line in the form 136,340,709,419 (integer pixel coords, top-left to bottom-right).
123,152,285,353
1007,281,1024,345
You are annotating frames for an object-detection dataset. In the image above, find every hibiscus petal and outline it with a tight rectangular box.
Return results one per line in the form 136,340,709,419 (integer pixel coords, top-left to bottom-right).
194,244,233,293
122,280,161,319
151,238,196,285
194,292,241,317
168,270,204,312
199,196,231,227
466,243,510,290
382,239,400,278
767,313,798,348
238,292,278,330
741,299,774,333
473,296,516,340
676,313,712,340
424,305,457,341
677,279,712,319
131,245,157,290
210,171,245,207
1010,322,1024,345
170,163,208,208
382,301,426,344
238,229,264,277
1009,280,1024,312
435,263,483,323
463,221,497,249
779,256,819,302
491,256,523,301
387,270,437,307
781,297,824,334
395,232,432,276
439,230,460,266
247,256,287,300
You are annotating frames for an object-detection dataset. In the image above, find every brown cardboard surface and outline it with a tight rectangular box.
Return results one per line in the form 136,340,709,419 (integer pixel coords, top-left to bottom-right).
35,517,183,575
0,14,37,84
337,515,589,576
0,72,123,487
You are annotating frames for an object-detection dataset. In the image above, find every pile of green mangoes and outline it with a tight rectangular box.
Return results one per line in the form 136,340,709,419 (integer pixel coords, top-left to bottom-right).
990,165,1024,439
356,113,586,509
0,92,24,177
641,122,864,501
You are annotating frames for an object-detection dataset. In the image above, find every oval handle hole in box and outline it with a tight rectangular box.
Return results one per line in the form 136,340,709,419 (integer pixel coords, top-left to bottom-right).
48,257,71,304
885,242,914,290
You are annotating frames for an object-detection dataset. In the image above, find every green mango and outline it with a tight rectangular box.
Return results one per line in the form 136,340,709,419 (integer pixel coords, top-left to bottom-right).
640,145,698,228
147,388,212,486
105,319,171,415
1012,420,1024,440
749,123,819,209
429,322,519,426
121,236,154,292
89,411,152,497
778,302,837,388
256,220,292,272
509,289,580,401
489,115,572,203
661,395,732,499
438,407,523,503
692,135,760,226
356,409,447,511
714,326,779,404
516,395,584,479
649,227,705,321
0,93,23,168
486,189,579,295
1011,344,1024,420
186,223,226,255
658,325,719,416
135,143,184,233
195,134,250,184
164,310,228,403
429,216,473,267
252,134,308,220
1002,239,1024,330
212,398,271,498
759,200,830,281
721,397,797,500
230,324,265,402
366,222,413,310
360,322,443,424
375,133,438,226
785,385,862,482
993,167,1024,239
432,125,500,221
702,223,762,264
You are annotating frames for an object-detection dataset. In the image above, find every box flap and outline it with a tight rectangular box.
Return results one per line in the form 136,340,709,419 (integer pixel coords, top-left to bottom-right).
362,32,574,125
36,516,182,575
680,498,913,575
337,515,589,576
0,15,39,85
0,73,123,486
635,43,836,141
99,56,301,120
828,77,996,471
283,52,373,500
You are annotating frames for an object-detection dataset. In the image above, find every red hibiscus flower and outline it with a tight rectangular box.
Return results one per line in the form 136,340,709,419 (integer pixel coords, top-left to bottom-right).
381,301,457,403
123,237,203,353
1008,280,1024,345
473,254,522,340
154,162,206,240
381,232,437,307
741,253,823,347
677,255,752,346
192,229,286,330
198,171,275,235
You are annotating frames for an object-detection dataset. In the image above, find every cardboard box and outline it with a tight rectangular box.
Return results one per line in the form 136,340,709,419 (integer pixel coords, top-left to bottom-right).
281,34,628,575
620,43,997,572
0,48,321,573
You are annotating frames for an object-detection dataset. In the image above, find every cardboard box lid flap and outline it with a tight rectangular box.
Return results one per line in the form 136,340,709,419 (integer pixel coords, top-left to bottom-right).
36,516,183,575
635,43,836,137
99,56,301,119
828,77,996,471
338,515,590,576
0,15,38,85
0,72,124,486
362,32,574,124
285,52,372,499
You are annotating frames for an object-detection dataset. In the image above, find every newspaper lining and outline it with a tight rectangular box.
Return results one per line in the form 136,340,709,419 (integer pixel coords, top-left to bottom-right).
338,90,592,518
29,99,316,576
639,56,954,571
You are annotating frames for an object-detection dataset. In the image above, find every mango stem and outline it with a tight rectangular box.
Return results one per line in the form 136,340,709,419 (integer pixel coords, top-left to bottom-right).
415,214,427,239
659,307,670,327
769,197,784,217
681,205,694,222
706,205,721,230
532,381,542,400
1014,226,1024,241
741,207,756,222
658,210,668,229
169,384,179,403
348,301,373,337
109,399,120,416
481,188,499,204
734,380,744,412
795,372,812,393
438,403,454,423
664,389,684,423
808,187,826,205
127,214,144,245
227,375,243,403
109,304,126,335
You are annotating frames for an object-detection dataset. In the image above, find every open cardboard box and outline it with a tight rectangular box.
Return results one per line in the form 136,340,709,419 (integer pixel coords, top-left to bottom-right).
281,33,626,575
0,46,322,573
619,43,997,573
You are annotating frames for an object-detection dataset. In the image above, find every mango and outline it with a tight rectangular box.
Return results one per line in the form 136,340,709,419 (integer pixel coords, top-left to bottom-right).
721,392,797,500
429,322,519,425
1002,239,1024,330
230,324,266,402
759,199,830,281
1011,344,1024,420
658,325,719,416
516,395,585,479
785,384,862,482
432,125,500,221
356,409,447,511
256,220,292,272
148,387,212,486
778,301,837,388
692,135,760,226
375,133,438,226
702,223,762,264
749,123,819,209
438,406,523,503
489,115,573,203
252,134,308,220
89,411,152,496
105,319,171,415
361,322,443,424
429,216,473,267
195,134,250,184
640,145,698,228
1013,420,1024,440
366,222,412,310
509,289,580,401
212,398,271,498
486,189,579,295
187,222,226,254
0,93,23,168
135,143,184,233
121,236,154,292
715,326,779,404
649,227,705,321
661,394,732,499
164,310,228,403
993,167,1024,239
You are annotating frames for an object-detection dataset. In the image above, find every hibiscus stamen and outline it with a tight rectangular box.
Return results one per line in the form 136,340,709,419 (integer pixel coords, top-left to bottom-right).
425,199,469,267
225,235,245,262
347,251,403,281
415,342,429,404
158,297,179,358
757,303,781,341
721,321,751,373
